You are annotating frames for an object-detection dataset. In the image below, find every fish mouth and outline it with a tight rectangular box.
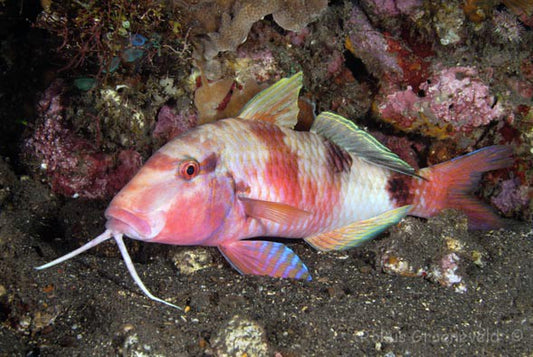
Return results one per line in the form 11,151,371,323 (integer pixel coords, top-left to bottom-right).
105,207,154,240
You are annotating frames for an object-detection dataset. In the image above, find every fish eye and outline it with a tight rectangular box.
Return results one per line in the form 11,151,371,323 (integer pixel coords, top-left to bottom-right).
179,160,200,180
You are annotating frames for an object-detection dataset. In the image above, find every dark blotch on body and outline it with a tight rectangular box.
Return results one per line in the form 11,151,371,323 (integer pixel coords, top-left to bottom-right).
201,153,218,174
386,173,415,206
323,139,353,173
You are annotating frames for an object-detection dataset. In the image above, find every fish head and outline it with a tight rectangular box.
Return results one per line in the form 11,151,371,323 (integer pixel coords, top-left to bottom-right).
36,125,235,309
105,127,235,245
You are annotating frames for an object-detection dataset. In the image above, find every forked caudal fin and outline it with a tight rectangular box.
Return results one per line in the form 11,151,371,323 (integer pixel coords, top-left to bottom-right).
411,145,514,230
35,230,182,310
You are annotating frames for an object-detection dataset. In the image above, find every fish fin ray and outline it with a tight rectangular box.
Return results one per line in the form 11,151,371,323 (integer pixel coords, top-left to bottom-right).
219,240,311,280
240,197,311,225
413,145,513,229
305,205,412,251
311,111,416,176
238,72,302,128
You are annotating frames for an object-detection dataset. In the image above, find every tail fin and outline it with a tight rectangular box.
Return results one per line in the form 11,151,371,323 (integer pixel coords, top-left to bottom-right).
410,146,513,230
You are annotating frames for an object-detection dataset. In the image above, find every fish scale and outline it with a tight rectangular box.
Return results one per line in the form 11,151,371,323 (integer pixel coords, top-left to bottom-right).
216,119,346,238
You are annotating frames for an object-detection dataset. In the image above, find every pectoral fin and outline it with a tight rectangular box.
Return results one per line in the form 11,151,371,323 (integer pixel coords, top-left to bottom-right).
305,205,412,251
219,240,311,280
240,197,311,225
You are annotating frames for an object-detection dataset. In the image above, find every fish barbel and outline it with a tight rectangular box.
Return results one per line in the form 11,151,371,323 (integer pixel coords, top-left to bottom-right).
36,72,513,309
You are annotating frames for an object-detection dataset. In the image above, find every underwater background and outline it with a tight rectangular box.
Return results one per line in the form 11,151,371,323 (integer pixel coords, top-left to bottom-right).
0,0,531,355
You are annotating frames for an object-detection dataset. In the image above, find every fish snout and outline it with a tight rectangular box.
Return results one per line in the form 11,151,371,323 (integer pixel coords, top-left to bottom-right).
105,207,160,240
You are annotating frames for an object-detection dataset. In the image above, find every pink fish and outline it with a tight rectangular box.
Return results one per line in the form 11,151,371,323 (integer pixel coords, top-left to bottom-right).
36,73,513,309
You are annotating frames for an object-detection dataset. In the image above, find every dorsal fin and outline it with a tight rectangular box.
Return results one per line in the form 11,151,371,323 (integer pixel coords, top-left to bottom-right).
238,72,303,129
311,111,416,176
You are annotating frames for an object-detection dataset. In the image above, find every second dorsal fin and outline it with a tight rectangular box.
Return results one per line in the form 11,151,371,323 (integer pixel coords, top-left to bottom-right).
238,72,303,129
311,111,416,176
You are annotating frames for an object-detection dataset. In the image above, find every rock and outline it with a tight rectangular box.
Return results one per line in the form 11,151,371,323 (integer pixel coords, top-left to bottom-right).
211,315,269,357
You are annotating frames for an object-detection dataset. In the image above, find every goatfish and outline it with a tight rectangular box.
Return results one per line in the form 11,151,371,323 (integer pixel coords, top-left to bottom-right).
36,72,512,309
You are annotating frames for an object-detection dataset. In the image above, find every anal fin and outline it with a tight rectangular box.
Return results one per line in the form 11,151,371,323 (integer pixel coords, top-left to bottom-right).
219,240,311,281
305,205,412,251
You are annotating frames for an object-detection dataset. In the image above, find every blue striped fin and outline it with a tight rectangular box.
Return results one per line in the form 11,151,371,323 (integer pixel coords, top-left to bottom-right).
219,240,311,281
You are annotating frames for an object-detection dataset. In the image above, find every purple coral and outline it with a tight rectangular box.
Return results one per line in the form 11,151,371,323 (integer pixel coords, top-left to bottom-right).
376,66,505,135
360,0,422,17
491,178,530,216
419,66,504,131
153,105,198,142
25,80,142,199
376,87,420,129
346,6,403,83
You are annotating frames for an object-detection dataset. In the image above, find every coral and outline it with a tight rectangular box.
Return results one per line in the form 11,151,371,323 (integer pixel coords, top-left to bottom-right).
193,61,270,124
432,2,465,46
345,6,404,85
462,0,493,23
200,0,327,60
491,178,530,216
34,0,183,75
506,77,533,100
153,105,197,142
375,66,506,138
360,0,422,18
491,9,525,44
286,27,311,46
24,80,142,199
345,5,433,90
419,66,504,130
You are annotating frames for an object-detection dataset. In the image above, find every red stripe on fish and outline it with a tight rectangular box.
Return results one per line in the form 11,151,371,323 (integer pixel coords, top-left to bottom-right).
247,120,303,205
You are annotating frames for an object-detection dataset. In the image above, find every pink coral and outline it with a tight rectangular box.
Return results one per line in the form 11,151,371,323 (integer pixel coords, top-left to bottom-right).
376,66,505,136
346,5,432,89
326,50,345,78
491,178,530,216
419,66,504,131
361,0,422,17
25,80,142,199
286,27,311,47
153,105,198,142
346,6,403,83
376,87,419,129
